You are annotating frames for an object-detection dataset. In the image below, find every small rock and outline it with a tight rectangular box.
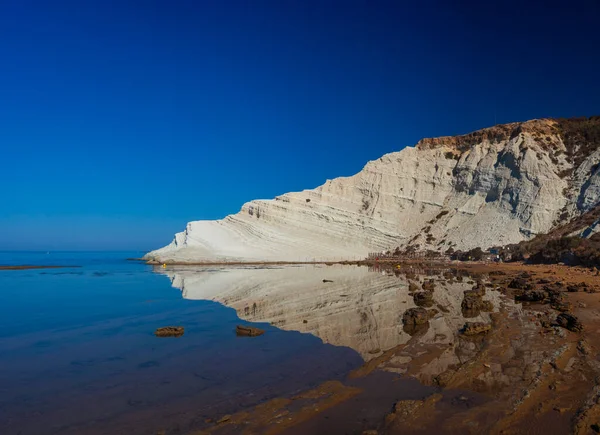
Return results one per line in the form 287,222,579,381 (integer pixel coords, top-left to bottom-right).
236,325,265,337
323,279,334,283
470,284,486,296
413,291,434,307
552,301,573,313
154,326,184,337
515,290,548,302
508,277,533,290
422,279,436,291
427,308,439,318
462,322,491,336
556,313,583,332
402,307,430,326
303,319,308,324
481,300,494,312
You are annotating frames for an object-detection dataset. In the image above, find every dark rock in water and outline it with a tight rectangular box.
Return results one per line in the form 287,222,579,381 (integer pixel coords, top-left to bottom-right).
236,325,265,337
402,307,430,326
322,279,334,283
462,308,481,319
556,313,583,332
552,301,573,312
470,284,486,296
408,281,420,293
443,271,455,280
515,290,548,302
154,326,184,337
427,308,439,318
462,293,483,310
413,291,434,307
480,300,494,312
508,277,533,290
462,322,491,335
403,320,430,337
422,279,436,291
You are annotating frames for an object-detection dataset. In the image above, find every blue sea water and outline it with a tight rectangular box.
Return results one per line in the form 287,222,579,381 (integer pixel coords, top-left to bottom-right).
0,252,361,435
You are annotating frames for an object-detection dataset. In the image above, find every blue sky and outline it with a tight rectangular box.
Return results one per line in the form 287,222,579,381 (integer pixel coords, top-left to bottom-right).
1,0,599,251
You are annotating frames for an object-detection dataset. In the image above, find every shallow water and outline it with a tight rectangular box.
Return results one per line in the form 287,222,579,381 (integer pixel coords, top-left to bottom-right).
0,253,514,434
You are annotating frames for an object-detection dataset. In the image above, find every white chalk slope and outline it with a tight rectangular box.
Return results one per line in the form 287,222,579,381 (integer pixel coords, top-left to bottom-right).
146,119,600,263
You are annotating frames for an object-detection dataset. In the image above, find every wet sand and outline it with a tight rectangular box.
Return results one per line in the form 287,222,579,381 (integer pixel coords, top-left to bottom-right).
190,262,600,435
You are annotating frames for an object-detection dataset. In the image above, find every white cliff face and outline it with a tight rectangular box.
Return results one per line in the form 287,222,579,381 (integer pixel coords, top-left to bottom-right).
146,118,600,263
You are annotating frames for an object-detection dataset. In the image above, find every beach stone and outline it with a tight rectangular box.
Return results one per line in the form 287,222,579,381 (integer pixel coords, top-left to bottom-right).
408,281,420,293
236,325,265,337
462,322,492,336
515,290,548,302
470,283,486,296
556,313,583,332
402,307,430,326
322,279,334,283
462,292,485,311
552,301,573,312
422,279,436,291
413,291,434,307
154,326,184,337
480,300,494,312
508,277,533,290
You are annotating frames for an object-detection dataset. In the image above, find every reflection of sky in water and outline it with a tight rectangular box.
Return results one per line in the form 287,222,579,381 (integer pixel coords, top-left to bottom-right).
0,254,361,435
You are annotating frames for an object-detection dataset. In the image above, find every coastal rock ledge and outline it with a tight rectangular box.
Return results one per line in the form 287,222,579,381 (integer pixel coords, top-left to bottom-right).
145,117,600,263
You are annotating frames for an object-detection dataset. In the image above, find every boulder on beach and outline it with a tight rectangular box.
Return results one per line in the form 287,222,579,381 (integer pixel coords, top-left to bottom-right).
154,326,185,337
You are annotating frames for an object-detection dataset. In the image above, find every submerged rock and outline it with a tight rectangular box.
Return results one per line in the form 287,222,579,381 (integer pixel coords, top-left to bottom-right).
236,325,265,337
413,291,434,307
508,278,533,290
154,326,184,337
515,290,548,302
408,281,420,293
402,308,430,326
556,313,583,332
462,322,492,336
422,279,436,291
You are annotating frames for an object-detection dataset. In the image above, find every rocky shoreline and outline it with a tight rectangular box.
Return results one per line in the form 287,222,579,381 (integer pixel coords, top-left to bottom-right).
185,261,600,435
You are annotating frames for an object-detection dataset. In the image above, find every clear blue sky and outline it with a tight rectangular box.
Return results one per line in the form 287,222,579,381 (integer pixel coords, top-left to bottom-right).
1,0,599,251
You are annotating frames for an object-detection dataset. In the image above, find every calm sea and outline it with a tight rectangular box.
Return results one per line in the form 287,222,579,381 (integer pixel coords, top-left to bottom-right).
0,252,361,435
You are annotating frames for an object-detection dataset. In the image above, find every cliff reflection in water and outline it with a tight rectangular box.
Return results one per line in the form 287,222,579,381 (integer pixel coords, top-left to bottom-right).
158,264,521,370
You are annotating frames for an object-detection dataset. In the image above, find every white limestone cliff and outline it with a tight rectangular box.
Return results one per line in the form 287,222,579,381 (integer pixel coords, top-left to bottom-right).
146,118,600,263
